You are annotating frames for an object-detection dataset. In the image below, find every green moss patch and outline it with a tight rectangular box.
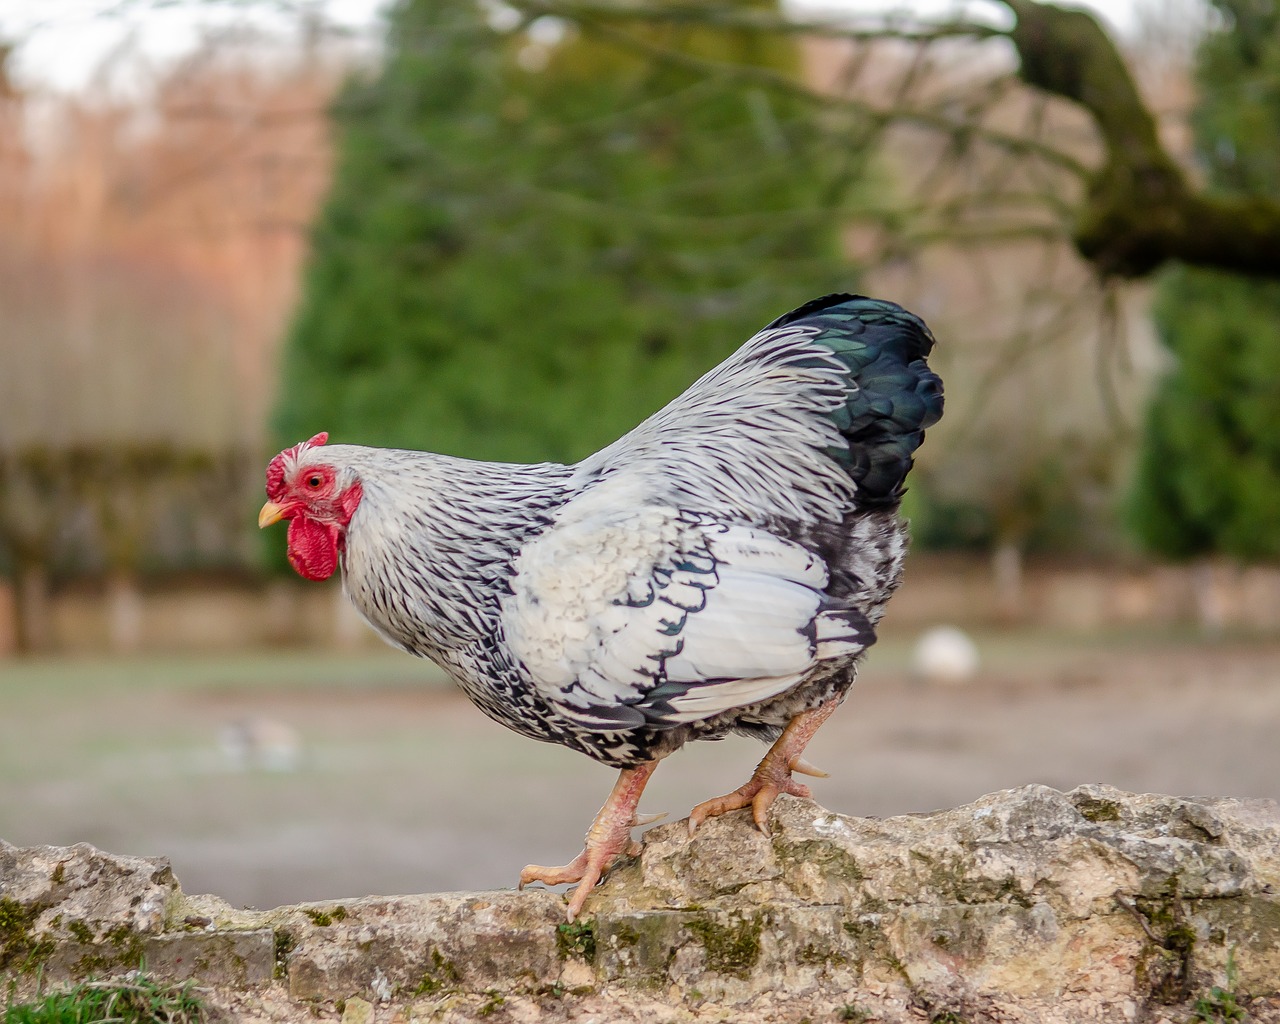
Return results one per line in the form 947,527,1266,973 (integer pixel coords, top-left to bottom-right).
1076,796,1123,824
412,948,461,996
272,930,297,980
556,921,596,962
0,898,56,976
685,914,763,978
1124,881,1197,1006
774,838,865,882
302,906,347,928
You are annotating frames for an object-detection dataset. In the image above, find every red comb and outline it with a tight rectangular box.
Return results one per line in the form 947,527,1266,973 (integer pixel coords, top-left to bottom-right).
266,432,329,500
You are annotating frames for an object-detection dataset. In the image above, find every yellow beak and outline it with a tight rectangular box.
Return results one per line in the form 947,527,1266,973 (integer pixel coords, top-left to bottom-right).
258,501,288,529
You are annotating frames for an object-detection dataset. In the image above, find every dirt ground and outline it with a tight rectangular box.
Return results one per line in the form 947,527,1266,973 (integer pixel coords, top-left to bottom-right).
2,625,1278,910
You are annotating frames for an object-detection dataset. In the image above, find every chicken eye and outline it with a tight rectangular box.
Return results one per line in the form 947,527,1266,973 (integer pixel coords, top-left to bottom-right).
306,474,323,489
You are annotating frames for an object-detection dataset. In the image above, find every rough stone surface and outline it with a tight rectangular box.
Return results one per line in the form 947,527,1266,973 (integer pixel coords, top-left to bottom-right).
270,891,565,1002
584,784,1280,1019
1,839,181,984
3,785,1279,1023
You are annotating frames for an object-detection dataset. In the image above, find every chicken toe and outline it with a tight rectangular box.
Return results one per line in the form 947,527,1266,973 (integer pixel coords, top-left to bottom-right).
519,760,659,921
688,698,840,836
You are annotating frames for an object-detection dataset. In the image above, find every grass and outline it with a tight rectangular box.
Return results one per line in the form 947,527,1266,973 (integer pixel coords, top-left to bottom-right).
0,649,446,698
3,976,207,1024
0,649,450,784
1190,949,1247,1023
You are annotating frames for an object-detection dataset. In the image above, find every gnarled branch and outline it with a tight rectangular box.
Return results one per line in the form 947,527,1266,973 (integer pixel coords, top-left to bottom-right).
1001,0,1280,278
511,0,1280,281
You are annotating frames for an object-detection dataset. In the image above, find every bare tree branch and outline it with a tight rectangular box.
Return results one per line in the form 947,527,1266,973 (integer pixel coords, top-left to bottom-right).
515,0,1280,281
521,5,1090,177
1000,0,1280,278
511,0,1008,44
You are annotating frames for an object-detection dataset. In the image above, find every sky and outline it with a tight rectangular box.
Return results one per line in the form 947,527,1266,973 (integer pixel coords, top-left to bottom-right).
0,0,381,92
0,0,1156,94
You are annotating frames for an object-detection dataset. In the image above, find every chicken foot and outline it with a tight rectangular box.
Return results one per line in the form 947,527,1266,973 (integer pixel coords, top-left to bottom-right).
687,698,840,836
519,759,661,922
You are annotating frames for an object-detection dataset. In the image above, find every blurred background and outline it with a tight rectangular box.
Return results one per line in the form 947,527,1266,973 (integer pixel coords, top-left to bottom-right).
1,0,1278,909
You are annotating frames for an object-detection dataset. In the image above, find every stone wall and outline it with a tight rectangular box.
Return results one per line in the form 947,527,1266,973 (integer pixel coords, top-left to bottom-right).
4,786,1279,1022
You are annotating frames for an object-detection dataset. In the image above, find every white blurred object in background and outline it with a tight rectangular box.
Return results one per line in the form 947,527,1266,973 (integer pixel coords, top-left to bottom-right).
218,717,303,773
912,625,979,685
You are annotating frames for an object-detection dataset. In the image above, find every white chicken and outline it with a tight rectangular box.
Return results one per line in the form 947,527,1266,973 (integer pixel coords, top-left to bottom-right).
260,294,943,919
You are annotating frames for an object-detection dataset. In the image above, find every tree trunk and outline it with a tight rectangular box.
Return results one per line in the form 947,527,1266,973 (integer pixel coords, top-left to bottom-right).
107,571,144,654
0,577,17,657
13,557,52,654
333,581,369,651
993,541,1026,622
1190,558,1234,635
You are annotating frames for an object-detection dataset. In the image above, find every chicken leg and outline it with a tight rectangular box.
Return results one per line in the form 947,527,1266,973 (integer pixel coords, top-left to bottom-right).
687,698,840,836
519,759,661,921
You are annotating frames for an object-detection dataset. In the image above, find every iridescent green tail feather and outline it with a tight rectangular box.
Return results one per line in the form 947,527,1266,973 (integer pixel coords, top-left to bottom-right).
766,294,944,506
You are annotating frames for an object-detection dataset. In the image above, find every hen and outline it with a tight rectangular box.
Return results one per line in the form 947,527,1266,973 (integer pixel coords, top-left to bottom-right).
260,294,943,919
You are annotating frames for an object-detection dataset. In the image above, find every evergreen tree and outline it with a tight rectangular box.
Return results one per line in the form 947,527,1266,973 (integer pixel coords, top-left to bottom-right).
1127,0,1280,560
274,0,856,465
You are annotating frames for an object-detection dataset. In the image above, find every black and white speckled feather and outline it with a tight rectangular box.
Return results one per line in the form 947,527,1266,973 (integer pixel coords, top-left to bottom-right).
283,295,943,769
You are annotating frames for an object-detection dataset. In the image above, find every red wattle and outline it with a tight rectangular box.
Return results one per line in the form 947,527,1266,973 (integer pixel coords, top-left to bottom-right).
286,516,340,581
